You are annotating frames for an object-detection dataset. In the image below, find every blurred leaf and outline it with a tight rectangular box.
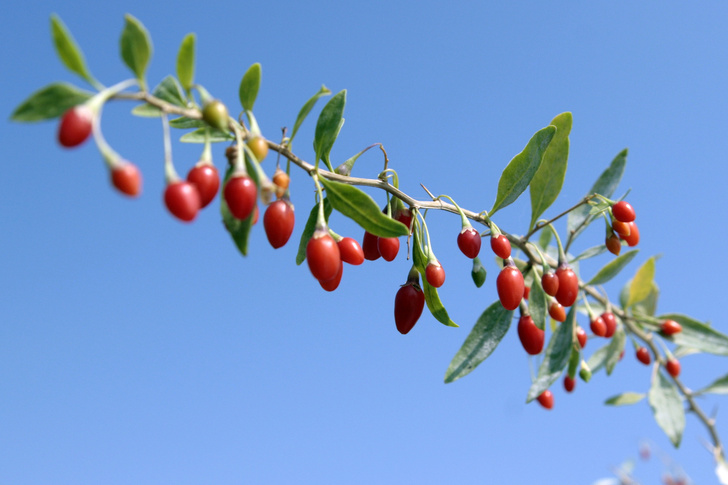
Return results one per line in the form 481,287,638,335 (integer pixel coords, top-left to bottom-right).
296,198,332,265
627,257,655,307
11,83,92,122
50,14,96,85
444,301,513,383
491,125,556,215
587,249,639,286
648,369,685,447
180,127,234,143
120,14,152,90
633,281,659,316
313,90,346,169
567,348,580,378
528,275,547,331
538,228,552,249
176,33,195,92
649,313,728,356
571,245,607,263
239,63,261,111
319,178,408,238
131,77,187,117
169,117,206,129
619,278,630,309
587,344,610,374
290,85,331,146
605,392,645,406
696,373,728,396
131,103,161,118
605,329,625,375
471,257,486,288
527,306,576,402
529,112,571,229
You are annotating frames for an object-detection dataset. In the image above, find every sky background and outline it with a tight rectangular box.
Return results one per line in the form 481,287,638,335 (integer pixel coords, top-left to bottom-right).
2,1,727,484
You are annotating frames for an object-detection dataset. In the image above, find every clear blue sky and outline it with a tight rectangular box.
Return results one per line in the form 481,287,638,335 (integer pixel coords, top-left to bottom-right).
2,1,727,483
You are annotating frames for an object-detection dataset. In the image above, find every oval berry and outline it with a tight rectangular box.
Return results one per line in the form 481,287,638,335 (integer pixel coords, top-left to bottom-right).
496,266,525,310
425,261,446,288
378,237,400,262
394,207,414,233
457,227,481,259
187,164,220,208
612,219,631,237
661,319,682,336
394,283,425,335
263,199,295,249
590,316,607,337
111,162,142,197
306,231,341,282
541,272,559,297
537,390,554,410
606,234,622,256
612,201,636,223
524,286,531,300
202,99,229,132
555,266,579,307
164,181,201,222
517,315,544,355
247,136,269,162
549,302,566,322
337,237,364,265
602,312,617,338
636,347,651,365
362,231,381,261
319,261,343,292
272,168,290,197
490,234,511,259
665,359,681,378
563,375,575,393
576,326,587,348
58,105,93,148
224,174,257,220
620,221,640,247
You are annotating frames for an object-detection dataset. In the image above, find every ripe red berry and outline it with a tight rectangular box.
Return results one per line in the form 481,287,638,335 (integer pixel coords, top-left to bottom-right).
555,265,579,307
636,347,651,365
496,265,525,310
319,261,343,292
457,227,481,259
425,261,446,288
187,164,220,208
606,234,622,256
541,272,559,297
661,319,682,336
247,136,269,162
612,219,631,237
549,302,566,322
306,230,341,282
58,105,94,148
602,312,617,338
394,207,414,232
563,375,575,393
576,326,587,348
362,231,381,261
394,282,425,334
665,358,681,378
263,199,295,249
619,221,640,247
537,390,554,410
224,174,257,220
590,316,607,337
524,286,531,300
337,237,364,265
202,99,229,132
111,163,142,197
378,237,400,262
164,181,201,222
612,201,636,223
490,234,511,259
517,315,544,355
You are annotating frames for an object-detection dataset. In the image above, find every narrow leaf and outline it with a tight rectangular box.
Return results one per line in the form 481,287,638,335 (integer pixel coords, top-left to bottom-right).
239,63,261,111
290,85,331,146
605,329,626,375
571,245,608,263
587,344,610,374
421,278,458,328
587,249,639,286
529,112,572,229
527,306,576,402
313,90,346,168
296,199,332,265
627,257,655,307
444,301,513,383
651,313,728,356
605,392,645,406
180,127,234,143
648,370,685,447
131,103,162,118
319,178,408,238
50,14,95,85
176,33,195,92
491,125,556,215
169,117,206,129
696,373,728,396
11,83,92,122
528,276,547,331
120,14,152,89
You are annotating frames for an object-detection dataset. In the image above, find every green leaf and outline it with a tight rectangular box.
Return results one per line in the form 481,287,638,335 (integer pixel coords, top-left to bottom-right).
567,148,627,240
633,282,659,316
587,344,610,374
627,257,655,307
587,249,639,286
421,278,458,328
529,112,571,229
131,103,162,118
313,90,346,169
490,125,556,215
290,85,331,146
169,117,206,129
605,392,645,406
471,257,486,288
11,83,92,122
567,347,580,378
605,328,626,375
176,33,195,92
528,275,547,331
444,301,513,383
50,14,96,85
696,373,728,395
239,63,261,112
319,178,408,238
120,14,152,90
296,199,333,265
220,167,254,256
650,313,728,356
648,370,685,447
538,228,552,249
180,127,234,143
570,244,607,263
527,306,576,402
130,77,187,118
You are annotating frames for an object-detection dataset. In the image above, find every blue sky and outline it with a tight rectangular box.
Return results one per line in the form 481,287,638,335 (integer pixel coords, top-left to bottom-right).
2,1,727,483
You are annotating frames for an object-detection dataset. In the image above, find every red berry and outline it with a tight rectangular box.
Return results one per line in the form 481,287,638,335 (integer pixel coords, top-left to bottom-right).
378,237,400,262
619,221,640,247
661,319,682,336
612,201,636,223
541,272,559,297
524,286,531,300
394,282,425,335
319,261,343,292
666,358,681,378
247,136,269,162
164,181,201,222
590,316,607,337
576,326,587,348
549,302,566,322
612,220,631,237
251,204,259,225
606,234,622,256
537,390,554,410
636,347,651,365
187,164,220,208
306,231,341,282
263,199,295,249
337,237,364,265
496,265,525,310
457,227,481,259
111,163,142,197
517,315,544,355
394,207,414,233
58,105,93,148
602,312,617,338
490,234,511,259
555,266,579,307
425,261,446,288
362,231,381,261
563,375,575,393
224,174,257,220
